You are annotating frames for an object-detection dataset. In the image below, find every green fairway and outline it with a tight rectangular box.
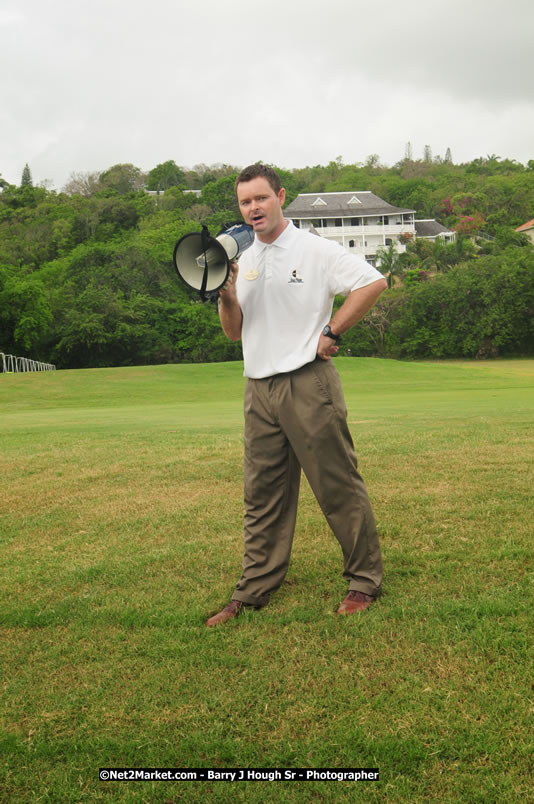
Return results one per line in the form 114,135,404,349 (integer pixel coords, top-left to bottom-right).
1,358,533,803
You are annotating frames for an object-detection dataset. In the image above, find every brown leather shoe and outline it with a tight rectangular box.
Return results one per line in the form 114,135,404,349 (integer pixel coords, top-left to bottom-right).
337,590,375,614
205,600,244,627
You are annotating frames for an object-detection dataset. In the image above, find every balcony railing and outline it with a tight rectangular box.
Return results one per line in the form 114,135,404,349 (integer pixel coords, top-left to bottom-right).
313,223,414,237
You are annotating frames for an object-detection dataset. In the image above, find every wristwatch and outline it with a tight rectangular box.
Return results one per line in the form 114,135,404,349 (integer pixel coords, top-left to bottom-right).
322,324,340,342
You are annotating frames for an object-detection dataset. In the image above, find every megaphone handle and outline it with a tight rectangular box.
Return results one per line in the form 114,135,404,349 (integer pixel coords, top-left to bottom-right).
199,225,210,301
199,267,209,301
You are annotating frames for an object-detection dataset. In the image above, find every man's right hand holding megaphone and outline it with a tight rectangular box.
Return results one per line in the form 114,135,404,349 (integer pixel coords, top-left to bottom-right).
173,223,253,302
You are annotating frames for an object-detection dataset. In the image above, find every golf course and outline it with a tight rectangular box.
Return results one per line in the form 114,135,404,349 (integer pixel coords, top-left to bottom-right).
1,357,532,802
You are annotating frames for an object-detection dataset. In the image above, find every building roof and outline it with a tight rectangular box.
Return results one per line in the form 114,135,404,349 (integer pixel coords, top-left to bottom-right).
284,191,415,218
414,219,454,237
515,218,534,232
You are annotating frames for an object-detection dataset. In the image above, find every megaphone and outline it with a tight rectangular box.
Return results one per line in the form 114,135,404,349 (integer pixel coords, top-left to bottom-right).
173,222,254,301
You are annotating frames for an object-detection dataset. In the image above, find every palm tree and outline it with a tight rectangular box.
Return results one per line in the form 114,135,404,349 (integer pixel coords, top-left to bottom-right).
429,237,449,272
376,242,401,288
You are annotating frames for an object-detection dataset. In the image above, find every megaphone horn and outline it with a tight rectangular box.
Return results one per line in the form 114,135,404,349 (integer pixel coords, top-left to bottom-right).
173,222,254,301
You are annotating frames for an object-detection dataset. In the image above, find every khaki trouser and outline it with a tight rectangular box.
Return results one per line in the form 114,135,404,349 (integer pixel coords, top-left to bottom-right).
232,358,383,606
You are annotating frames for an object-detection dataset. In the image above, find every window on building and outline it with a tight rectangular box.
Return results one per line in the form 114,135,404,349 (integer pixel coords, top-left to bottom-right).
350,218,360,226
334,219,342,227
385,238,392,246
349,240,355,247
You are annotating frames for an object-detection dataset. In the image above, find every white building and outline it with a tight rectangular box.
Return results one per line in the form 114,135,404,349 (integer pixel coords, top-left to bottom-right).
284,191,416,266
515,218,534,245
414,219,456,243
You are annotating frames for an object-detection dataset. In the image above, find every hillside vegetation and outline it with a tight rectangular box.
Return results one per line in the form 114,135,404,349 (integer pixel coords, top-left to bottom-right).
1,156,533,368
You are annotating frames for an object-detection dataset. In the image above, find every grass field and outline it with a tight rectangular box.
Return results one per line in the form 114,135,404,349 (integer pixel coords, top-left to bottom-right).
1,358,533,803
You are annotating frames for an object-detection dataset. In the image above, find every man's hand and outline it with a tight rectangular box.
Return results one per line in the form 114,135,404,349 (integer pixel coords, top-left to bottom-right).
219,261,238,303
317,333,339,361
218,262,243,341
315,279,387,360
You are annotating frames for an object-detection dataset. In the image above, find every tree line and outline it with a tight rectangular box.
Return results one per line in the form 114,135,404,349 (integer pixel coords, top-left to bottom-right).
1,155,533,368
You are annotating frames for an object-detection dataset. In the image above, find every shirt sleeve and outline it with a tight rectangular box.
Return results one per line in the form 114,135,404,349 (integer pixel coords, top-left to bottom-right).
324,240,385,296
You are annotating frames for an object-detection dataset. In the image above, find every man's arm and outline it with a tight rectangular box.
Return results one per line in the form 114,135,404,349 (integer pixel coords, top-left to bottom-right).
218,262,243,341
317,278,387,360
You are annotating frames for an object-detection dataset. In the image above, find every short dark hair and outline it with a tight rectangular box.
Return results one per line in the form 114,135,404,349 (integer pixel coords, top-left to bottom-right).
234,163,282,195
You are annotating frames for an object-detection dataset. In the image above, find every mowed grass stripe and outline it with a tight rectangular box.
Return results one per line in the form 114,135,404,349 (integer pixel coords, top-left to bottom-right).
1,358,533,803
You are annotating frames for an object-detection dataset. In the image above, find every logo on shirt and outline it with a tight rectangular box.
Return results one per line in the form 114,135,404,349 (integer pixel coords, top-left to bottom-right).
288,269,303,284
245,269,259,281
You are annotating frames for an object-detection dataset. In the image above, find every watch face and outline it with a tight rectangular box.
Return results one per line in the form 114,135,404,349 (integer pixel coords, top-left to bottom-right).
323,325,339,341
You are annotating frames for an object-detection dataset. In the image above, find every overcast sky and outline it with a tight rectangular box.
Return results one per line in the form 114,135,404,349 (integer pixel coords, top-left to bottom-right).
2,0,533,190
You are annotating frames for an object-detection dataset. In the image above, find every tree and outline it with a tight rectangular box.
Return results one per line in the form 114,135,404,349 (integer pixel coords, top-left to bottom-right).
376,242,402,288
423,145,432,163
444,147,453,164
147,160,186,191
0,274,52,353
454,211,485,236
21,163,33,187
63,171,101,197
365,154,382,172
492,226,531,250
405,141,413,161
98,163,146,194
386,250,534,359
185,163,240,189
355,292,405,356
200,174,240,217
446,234,476,264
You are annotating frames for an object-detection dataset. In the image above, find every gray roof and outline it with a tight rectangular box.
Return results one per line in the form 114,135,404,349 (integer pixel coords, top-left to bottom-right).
284,191,415,218
414,219,453,237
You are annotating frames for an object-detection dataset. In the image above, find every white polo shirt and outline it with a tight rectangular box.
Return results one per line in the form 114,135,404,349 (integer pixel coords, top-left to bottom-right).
236,220,384,379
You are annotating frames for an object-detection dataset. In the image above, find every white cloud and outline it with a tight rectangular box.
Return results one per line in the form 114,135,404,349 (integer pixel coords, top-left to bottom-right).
1,0,533,188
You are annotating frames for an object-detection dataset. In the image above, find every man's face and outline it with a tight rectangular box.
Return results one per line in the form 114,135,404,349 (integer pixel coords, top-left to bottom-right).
236,177,286,244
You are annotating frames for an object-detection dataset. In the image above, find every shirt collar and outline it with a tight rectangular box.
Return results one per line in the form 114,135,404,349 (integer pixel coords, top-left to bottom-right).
252,219,296,253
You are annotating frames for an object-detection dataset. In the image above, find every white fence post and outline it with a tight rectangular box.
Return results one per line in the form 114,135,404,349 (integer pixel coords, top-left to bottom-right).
0,352,56,373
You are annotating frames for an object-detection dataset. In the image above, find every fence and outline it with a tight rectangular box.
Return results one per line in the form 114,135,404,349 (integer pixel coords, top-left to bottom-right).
0,352,56,373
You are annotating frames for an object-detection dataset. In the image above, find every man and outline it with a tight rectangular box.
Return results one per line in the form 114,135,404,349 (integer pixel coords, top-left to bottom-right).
206,164,386,627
